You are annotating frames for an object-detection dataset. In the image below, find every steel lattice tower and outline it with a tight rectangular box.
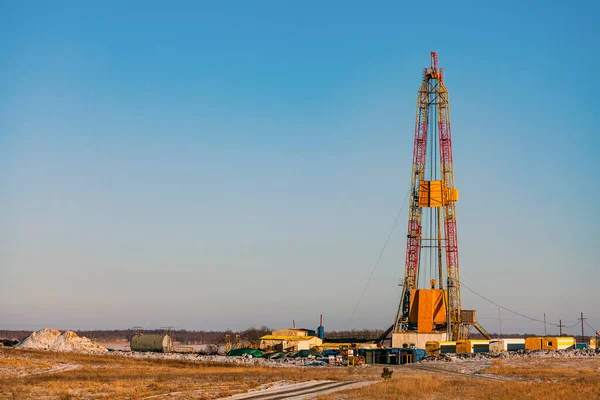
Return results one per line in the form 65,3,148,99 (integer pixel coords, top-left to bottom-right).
393,52,463,340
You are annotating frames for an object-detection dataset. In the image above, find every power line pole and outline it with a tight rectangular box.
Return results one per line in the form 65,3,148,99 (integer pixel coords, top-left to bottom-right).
498,308,502,338
544,313,547,336
578,312,586,342
558,319,564,336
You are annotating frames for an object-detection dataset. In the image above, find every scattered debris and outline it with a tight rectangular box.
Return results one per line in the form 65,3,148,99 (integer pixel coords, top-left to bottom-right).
381,367,393,379
16,328,107,353
0,339,19,347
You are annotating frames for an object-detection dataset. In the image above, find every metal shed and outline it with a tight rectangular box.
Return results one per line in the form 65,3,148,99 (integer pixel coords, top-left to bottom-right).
130,333,173,353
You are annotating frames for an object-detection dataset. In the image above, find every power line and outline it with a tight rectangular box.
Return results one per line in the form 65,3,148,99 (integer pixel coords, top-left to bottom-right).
564,321,581,329
461,282,562,327
584,319,598,333
348,186,411,325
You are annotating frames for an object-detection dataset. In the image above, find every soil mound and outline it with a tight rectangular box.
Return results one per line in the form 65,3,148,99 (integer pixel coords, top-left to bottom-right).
16,328,107,353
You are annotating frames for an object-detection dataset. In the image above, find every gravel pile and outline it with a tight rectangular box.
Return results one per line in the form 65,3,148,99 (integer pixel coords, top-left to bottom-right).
16,328,107,354
422,349,599,363
111,351,329,367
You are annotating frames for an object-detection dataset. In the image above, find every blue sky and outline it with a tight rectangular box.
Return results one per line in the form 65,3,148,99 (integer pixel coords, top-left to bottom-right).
0,1,598,335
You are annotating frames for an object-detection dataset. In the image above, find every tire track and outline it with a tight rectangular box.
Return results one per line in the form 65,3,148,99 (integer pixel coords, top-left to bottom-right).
403,364,516,381
220,380,369,400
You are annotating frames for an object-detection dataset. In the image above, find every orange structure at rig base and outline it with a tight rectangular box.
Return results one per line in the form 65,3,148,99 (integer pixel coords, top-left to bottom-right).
409,289,447,333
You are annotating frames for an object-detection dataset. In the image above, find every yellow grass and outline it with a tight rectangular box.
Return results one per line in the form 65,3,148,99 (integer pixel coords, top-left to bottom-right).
0,349,373,399
1,348,599,400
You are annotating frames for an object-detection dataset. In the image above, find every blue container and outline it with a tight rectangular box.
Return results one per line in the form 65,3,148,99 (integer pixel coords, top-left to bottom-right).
414,349,426,362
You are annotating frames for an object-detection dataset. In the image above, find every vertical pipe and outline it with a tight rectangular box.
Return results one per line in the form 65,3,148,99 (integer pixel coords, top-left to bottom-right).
437,207,443,289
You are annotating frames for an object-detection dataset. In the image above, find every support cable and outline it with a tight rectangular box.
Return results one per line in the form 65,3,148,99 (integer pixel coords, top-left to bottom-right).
462,282,564,327
348,185,411,325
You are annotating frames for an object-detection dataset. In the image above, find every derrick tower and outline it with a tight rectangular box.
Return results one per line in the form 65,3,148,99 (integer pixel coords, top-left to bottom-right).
392,52,489,344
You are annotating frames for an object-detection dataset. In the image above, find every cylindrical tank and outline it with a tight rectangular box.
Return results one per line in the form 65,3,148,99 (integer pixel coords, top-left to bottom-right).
317,326,324,340
130,333,173,352
317,314,324,339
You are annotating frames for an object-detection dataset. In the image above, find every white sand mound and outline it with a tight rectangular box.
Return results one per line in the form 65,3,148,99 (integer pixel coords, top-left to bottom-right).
16,328,61,350
16,328,107,353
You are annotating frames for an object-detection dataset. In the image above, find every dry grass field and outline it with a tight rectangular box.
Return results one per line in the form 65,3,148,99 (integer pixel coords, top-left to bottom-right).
1,348,599,399
0,348,370,399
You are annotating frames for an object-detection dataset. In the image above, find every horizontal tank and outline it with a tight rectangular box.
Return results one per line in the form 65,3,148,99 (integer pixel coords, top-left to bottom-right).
130,333,173,353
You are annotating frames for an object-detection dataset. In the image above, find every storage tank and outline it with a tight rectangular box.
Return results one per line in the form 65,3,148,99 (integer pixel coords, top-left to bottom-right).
130,333,173,352
317,315,324,340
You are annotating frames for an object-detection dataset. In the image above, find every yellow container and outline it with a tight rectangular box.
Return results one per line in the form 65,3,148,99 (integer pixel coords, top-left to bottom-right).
456,340,472,354
525,337,543,350
425,341,440,355
590,337,597,350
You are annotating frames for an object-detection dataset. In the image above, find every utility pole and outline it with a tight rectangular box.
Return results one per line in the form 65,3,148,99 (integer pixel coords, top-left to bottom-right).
578,312,586,342
544,313,547,336
498,308,502,338
558,320,564,336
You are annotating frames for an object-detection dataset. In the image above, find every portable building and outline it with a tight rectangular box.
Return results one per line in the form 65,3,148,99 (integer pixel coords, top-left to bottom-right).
259,335,322,351
543,337,575,350
130,334,173,353
489,339,525,353
525,337,543,350
590,337,598,350
471,339,490,353
271,328,315,337
439,341,456,354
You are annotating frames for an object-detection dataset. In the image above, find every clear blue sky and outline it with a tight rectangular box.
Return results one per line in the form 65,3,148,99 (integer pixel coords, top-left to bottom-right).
1,1,598,335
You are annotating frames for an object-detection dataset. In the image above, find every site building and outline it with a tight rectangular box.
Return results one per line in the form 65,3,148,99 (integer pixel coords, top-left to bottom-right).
259,335,322,352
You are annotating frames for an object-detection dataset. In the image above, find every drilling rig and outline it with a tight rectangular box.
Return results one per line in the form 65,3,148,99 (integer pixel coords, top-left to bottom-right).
391,52,490,348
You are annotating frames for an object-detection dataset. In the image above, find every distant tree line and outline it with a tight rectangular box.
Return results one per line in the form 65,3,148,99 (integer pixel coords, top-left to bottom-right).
0,326,273,344
4,328,587,344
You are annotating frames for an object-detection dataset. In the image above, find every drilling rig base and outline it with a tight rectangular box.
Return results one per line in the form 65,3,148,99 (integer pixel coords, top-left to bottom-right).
391,332,448,349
